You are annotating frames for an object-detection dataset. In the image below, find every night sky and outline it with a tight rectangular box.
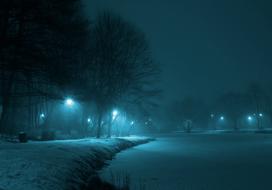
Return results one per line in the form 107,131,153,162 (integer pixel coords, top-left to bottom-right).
84,0,272,103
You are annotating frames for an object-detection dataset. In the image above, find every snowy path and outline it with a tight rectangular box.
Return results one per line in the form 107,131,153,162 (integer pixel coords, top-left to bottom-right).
100,134,272,190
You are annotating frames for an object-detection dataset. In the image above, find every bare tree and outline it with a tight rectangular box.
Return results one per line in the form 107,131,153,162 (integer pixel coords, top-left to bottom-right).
247,83,266,130
84,12,160,138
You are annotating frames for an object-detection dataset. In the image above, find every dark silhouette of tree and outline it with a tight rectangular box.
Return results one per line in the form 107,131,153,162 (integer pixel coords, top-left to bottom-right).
0,0,90,134
0,5,159,138
84,12,160,138
247,83,267,130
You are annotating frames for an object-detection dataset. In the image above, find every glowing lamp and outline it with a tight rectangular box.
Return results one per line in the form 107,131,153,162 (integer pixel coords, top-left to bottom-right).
65,98,74,107
112,109,119,120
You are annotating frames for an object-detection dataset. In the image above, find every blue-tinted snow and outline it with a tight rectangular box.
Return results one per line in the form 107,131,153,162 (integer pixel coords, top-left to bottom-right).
0,137,151,190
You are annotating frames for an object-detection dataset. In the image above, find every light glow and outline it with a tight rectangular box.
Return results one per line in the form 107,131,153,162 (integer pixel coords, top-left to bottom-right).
112,109,119,120
65,98,74,107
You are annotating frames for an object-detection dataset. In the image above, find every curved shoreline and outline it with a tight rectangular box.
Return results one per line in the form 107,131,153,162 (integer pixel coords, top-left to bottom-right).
66,137,154,190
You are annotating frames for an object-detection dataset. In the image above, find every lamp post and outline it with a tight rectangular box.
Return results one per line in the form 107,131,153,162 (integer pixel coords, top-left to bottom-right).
210,113,216,130
40,113,45,119
218,116,225,130
128,121,135,136
112,110,119,120
108,109,119,138
39,113,46,127
258,113,263,130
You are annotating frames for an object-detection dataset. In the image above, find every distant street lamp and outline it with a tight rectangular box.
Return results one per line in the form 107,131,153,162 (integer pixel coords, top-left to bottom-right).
210,114,216,130
259,113,263,117
87,118,91,123
248,116,253,121
39,113,46,126
128,121,135,136
220,116,225,121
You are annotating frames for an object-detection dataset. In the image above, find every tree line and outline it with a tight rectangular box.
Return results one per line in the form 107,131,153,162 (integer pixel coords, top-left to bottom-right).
0,0,159,139
167,83,272,132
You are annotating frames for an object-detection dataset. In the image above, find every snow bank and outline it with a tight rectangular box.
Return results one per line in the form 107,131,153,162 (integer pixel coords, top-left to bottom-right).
0,136,153,190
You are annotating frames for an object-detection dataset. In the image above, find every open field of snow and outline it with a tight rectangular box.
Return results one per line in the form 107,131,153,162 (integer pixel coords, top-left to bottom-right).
101,133,272,190
0,136,152,190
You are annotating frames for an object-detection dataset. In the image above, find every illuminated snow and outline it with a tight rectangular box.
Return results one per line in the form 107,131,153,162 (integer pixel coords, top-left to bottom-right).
0,137,151,190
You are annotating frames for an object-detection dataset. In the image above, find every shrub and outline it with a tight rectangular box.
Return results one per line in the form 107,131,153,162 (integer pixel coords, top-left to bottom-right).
18,132,28,143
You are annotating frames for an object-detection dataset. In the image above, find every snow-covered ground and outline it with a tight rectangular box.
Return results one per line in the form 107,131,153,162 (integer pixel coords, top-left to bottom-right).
101,133,272,190
0,136,152,190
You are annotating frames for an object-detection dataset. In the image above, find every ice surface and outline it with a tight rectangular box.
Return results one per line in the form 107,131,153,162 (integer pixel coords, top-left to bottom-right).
101,133,272,190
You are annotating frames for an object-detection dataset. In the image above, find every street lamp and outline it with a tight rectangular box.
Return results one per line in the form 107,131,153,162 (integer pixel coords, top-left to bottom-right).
259,113,263,117
220,116,224,121
130,121,134,125
40,113,45,119
65,98,74,107
248,116,253,121
87,118,91,123
112,109,119,120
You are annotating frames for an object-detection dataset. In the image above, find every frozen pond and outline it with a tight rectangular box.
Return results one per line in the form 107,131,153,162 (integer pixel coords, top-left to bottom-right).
100,133,272,190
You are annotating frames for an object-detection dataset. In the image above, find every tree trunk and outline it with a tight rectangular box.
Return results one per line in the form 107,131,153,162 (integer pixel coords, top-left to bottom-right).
0,73,14,134
0,98,10,134
107,120,112,138
96,111,103,138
